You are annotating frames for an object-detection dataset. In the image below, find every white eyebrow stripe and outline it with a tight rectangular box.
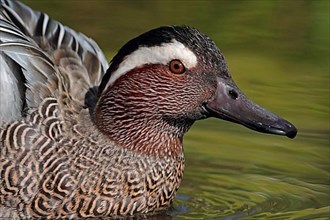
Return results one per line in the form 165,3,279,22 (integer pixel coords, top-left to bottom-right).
102,39,197,92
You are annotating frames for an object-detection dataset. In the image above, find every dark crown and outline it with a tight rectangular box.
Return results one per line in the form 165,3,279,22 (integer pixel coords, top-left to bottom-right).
98,25,226,95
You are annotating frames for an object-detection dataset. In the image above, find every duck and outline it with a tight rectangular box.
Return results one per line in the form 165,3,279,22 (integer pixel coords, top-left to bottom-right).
0,0,297,219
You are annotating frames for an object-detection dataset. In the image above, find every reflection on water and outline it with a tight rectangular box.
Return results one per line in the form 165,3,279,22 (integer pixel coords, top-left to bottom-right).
176,119,329,219
22,0,330,219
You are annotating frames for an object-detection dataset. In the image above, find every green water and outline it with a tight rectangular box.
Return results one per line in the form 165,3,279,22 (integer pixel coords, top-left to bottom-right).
23,0,330,219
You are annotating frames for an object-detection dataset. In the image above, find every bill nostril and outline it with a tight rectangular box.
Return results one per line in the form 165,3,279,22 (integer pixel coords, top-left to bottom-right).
228,89,238,100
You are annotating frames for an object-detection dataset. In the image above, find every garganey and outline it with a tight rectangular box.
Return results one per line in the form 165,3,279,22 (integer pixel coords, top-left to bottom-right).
0,0,297,218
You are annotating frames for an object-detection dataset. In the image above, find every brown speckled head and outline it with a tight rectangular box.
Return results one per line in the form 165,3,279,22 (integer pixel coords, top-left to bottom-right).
93,26,225,157
94,25,297,158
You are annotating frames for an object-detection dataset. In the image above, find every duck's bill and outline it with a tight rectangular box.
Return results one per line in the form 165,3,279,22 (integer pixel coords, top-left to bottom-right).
204,79,297,139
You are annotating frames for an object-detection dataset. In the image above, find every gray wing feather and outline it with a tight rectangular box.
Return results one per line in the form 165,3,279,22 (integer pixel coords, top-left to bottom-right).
0,0,109,126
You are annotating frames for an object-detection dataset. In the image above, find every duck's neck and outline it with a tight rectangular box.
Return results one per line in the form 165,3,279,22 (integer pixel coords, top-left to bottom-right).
93,89,193,158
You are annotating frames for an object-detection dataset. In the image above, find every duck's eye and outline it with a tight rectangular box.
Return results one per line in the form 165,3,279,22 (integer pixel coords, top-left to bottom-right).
169,59,186,74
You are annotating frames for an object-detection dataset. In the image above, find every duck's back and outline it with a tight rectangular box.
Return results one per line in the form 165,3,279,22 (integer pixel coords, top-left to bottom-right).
0,0,108,126
0,0,109,217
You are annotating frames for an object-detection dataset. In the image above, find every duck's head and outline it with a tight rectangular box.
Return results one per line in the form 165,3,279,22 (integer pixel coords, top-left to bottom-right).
93,25,297,157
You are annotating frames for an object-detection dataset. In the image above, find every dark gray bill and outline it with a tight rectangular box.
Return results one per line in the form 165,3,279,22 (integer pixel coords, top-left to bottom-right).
205,79,297,139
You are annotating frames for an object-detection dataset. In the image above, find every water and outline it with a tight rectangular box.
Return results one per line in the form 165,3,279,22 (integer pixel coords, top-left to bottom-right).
22,0,330,219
